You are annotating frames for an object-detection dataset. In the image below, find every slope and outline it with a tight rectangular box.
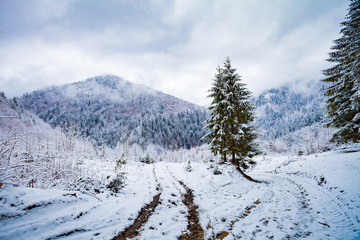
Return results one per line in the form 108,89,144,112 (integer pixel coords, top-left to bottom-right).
1,148,359,239
19,75,208,150
0,91,103,189
252,80,334,154
253,80,325,140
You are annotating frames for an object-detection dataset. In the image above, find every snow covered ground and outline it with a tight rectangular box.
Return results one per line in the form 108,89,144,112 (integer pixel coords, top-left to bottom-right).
1,147,359,239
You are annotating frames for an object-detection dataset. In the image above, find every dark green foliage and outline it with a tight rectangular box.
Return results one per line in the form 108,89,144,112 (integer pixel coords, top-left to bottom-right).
139,109,208,150
11,97,18,109
204,57,258,169
322,0,360,144
203,64,229,161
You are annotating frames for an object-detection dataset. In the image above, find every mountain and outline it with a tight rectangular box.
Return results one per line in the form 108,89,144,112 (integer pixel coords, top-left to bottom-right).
19,75,331,154
252,80,332,154
253,81,325,140
0,91,52,139
20,75,208,150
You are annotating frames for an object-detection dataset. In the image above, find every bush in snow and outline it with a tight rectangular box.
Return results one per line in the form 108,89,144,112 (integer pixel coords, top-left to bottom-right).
106,172,127,193
213,166,222,175
139,154,154,164
68,176,102,194
185,161,192,172
114,153,126,173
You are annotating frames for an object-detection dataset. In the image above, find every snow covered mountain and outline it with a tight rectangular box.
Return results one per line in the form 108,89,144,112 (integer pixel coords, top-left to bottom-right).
253,81,325,139
0,91,53,139
252,80,333,154
19,75,331,154
0,91,102,189
20,75,208,150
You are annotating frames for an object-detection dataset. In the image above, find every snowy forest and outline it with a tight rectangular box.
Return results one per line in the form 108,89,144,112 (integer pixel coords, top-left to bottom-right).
20,75,209,150
1,0,359,239
18,75,330,155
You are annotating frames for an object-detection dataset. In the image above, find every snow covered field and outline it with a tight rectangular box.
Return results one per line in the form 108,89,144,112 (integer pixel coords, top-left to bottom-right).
1,148,359,239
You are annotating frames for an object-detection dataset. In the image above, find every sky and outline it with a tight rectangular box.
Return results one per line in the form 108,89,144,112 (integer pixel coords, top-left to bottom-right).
0,0,349,106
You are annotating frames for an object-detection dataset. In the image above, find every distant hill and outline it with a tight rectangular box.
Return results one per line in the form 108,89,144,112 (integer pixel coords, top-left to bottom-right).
18,75,331,154
0,91,53,139
252,80,332,154
20,75,208,149
253,80,325,140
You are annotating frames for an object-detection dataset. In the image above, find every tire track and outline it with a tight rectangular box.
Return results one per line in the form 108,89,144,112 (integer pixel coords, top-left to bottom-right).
178,180,205,240
140,164,187,239
112,193,162,240
112,165,162,240
259,174,313,238
260,172,357,239
166,167,205,240
272,172,359,238
221,173,313,239
212,199,262,239
292,176,359,238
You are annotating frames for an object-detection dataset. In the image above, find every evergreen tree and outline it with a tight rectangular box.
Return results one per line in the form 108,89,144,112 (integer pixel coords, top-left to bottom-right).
222,58,258,169
203,64,229,162
204,57,258,170
322,0,360,144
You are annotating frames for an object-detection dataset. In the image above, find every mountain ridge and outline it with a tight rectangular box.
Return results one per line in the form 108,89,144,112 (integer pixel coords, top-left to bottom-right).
18,75,330,154
20,75,208,149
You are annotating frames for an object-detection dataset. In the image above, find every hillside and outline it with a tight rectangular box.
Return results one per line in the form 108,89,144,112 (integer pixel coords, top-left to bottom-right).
252,81,334,154
20,75,208,150
0,91,104,189
253,81,325,139
19,77,333,154
0,92,52,138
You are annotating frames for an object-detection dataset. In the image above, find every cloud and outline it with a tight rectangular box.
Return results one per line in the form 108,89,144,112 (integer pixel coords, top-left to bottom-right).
0,0,349,106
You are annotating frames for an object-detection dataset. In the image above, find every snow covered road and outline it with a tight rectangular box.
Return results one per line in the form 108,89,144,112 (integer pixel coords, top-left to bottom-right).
1,149,359,239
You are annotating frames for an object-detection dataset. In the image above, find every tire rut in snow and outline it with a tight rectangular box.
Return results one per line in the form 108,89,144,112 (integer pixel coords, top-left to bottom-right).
153,164,162,192
177,180,205,240
211,199,262,239
112,192,162,240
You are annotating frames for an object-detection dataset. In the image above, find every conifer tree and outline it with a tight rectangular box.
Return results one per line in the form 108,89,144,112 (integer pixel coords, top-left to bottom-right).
204,57,259,171
203,65,229,162
322,0,360,144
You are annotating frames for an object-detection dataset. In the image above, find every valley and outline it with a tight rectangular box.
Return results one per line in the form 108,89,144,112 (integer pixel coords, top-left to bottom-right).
1,1,359,239
1,149,359,239
0,75,358,239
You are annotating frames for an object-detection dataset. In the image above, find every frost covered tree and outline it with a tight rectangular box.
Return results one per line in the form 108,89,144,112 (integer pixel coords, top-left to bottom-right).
203,64,229,162
322,0,360,144
204,57,259,177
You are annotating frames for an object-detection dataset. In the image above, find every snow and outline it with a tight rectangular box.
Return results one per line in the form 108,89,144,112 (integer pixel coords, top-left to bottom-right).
1,147,359,239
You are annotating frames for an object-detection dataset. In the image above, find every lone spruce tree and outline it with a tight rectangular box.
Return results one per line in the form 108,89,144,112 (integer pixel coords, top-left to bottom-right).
203,64,229,162
322,0,360,144
204,57,259,180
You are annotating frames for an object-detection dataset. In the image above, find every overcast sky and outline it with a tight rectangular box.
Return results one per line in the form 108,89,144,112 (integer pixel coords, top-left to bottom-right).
0,0,348,106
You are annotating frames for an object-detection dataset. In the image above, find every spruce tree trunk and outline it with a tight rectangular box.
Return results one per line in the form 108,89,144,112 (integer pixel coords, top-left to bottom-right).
233,162,262,183
232,152,236,164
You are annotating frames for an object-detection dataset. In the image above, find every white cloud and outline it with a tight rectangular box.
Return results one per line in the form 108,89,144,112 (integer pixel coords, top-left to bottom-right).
0,0,349,106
